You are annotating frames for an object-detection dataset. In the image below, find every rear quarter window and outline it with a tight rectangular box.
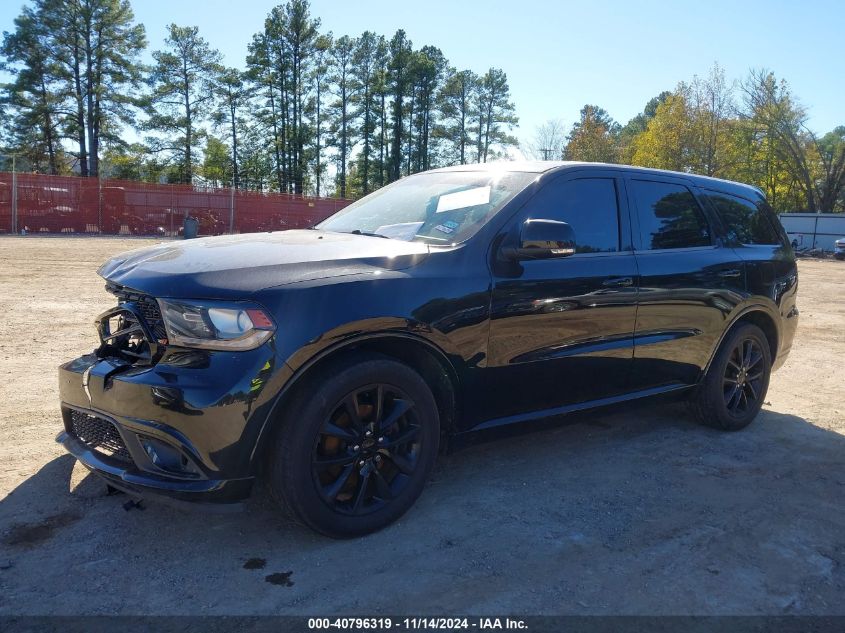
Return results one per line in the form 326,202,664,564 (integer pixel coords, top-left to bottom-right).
703,191,782,245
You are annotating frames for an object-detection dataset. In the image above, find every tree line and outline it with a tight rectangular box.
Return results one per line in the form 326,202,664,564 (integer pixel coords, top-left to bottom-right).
0,0,519,198
527,63,845,212
3,3,842,212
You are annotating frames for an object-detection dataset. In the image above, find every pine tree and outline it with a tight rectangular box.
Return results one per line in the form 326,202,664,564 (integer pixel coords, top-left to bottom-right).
1,6,62,173
409,46,446,172
311,33,332,196
146,24,222,184
328,35,357,198
245,31,285,192
26,0,146,176
437,69,478,165
212,68,250,189
351,31,380,195
387,30,413,182
475,68,518,162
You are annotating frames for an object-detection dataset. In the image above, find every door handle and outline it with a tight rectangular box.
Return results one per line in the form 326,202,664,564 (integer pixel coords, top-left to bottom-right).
602,277,634,288
718,269,742,278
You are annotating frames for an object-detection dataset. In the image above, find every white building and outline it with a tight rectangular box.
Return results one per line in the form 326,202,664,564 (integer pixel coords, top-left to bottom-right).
779,213,845,251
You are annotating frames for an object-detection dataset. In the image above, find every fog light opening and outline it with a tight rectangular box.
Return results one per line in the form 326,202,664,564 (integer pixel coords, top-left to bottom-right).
139,435,200,476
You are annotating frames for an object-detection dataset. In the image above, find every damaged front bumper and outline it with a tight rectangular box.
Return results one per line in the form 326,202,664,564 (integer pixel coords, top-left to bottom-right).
57,347,284,507
56,426,249,509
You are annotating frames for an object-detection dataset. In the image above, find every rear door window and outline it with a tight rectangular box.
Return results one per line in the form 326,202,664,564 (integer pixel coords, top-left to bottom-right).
703,191,781,245
630,180,712,250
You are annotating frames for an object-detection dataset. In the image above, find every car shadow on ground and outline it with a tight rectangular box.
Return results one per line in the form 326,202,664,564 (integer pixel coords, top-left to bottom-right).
1,403,844,615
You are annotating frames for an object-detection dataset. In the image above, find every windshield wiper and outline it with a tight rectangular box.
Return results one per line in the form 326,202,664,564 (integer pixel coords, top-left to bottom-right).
347,229,391,239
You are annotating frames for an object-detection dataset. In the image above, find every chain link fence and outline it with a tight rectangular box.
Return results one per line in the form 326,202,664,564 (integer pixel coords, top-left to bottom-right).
0,168,349,237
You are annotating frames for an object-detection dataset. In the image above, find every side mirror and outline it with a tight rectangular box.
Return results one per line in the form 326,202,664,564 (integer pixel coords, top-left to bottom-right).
502,219,576,260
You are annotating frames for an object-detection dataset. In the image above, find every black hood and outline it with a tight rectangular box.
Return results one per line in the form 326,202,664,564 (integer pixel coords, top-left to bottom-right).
98,230,430,299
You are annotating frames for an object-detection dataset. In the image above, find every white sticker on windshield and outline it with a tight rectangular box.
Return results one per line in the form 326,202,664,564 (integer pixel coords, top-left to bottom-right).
435,186,491,213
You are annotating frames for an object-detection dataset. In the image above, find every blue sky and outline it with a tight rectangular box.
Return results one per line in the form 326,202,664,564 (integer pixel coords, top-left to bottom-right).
2,0,843,146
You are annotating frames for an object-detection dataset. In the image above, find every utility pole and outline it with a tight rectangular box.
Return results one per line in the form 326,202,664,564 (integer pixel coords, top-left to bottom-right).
98,166,103,233
229,183,235,234
539,148,553,161
1,153,22,233
11,154,18,234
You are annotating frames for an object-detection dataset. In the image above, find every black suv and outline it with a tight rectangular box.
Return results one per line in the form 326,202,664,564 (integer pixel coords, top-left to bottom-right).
58,162,798,537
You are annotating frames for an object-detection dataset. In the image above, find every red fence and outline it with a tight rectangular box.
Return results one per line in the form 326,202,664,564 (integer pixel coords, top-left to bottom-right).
0,172,351,236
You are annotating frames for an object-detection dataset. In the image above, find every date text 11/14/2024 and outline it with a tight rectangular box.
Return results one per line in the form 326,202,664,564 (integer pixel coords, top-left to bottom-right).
307,618,528,630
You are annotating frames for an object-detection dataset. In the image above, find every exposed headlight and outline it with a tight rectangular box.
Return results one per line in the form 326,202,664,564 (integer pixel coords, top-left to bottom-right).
157,299,275,351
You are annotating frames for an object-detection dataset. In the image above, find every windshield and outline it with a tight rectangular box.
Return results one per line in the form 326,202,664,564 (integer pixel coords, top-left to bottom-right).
317,170,537,244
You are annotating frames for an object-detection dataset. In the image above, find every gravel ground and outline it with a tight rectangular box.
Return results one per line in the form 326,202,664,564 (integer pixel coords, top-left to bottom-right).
0,236,843,615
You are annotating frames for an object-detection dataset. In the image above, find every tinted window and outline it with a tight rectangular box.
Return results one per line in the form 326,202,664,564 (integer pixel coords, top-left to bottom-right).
528,178,620,253
631,180,711,250
703,191,781,245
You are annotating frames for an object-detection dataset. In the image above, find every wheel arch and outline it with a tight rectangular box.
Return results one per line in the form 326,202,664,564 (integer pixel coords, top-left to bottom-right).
250,333,461,470
703,306,780,378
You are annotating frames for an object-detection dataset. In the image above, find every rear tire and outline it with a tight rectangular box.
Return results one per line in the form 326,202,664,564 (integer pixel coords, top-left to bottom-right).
266,353,439,538
690,323,772,431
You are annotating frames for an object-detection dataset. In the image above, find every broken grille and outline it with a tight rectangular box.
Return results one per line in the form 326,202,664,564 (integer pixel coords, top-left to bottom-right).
97,283,167,364
105,282,168,342
68,409,133,464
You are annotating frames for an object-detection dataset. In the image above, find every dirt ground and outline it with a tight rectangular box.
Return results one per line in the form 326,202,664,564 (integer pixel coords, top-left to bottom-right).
0,236,843,615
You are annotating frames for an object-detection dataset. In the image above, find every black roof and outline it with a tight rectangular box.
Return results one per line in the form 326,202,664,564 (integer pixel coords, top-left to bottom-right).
430,161,764,200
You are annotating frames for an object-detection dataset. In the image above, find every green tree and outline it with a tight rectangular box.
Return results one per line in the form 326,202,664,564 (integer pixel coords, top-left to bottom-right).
327,35,358,198
741,70,815,209
686,63,735,176
370,36,390,187
245,31,285,191
202,135,230,185
25,0,146,176
351,31,379,194
311,33,332,196
409,45,446,172
252,0,321,194
742,69,845,212
474,68,518,162
270,0,320,194
238,122,276,190
146,24,222,184
387,30,413,181
212,67,250,189
437,69,478,164
101,142,154,181
631,94,694,171
618,91,671,163
812,127,845,212
564,105,620,163
1,5,62,173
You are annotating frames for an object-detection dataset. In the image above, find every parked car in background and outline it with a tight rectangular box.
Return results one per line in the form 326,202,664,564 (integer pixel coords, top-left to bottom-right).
57,162,798,537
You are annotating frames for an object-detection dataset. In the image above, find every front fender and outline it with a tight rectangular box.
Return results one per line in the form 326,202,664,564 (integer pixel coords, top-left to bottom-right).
246,274,492,468
247,329,461,469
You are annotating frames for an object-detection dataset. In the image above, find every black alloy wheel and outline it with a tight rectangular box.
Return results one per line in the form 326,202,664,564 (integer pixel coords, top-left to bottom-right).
722,338,766,416
691,323,771,431
267,354,439,538
312,384,421,516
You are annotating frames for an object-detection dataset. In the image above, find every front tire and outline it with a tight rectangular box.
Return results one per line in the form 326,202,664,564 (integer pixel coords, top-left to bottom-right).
267,354,440,538
691,323,772,431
